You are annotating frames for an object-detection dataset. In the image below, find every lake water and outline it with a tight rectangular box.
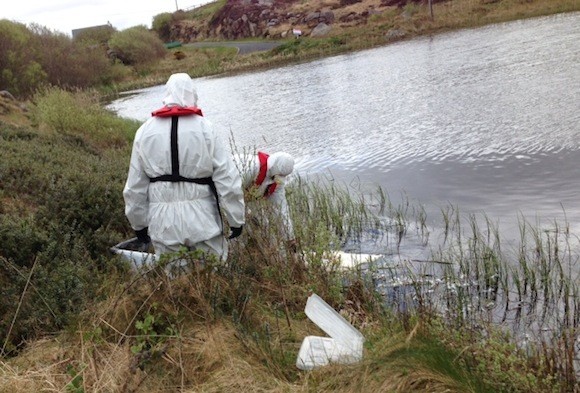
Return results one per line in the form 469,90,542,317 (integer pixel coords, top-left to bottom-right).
108,12,580,245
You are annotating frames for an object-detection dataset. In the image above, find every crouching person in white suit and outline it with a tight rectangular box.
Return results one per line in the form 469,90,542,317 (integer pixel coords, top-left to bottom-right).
242,151,296,251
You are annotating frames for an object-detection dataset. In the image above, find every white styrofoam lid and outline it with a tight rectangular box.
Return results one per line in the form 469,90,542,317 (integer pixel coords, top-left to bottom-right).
304,294,364,346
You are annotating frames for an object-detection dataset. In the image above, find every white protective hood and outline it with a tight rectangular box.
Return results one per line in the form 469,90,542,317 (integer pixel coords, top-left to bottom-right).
162,73,199,107
267,152,294,177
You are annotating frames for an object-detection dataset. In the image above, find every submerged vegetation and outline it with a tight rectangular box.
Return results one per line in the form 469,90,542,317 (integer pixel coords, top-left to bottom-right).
0,88,578,392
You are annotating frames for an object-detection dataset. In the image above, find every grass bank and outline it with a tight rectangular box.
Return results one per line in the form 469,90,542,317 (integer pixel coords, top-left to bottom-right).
0,88,577,391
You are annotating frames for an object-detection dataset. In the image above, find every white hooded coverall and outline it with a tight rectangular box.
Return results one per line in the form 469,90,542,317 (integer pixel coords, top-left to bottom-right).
242,152,295,240
123,73,245,258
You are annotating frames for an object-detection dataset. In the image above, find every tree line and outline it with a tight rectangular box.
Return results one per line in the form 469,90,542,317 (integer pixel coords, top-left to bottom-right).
0,19,169,98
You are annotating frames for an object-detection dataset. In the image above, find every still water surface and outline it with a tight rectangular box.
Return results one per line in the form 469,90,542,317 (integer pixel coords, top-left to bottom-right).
108,12,580,241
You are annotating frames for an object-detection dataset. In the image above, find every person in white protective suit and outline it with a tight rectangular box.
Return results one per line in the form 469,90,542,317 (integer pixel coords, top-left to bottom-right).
242,151,296,250
123,73,245,259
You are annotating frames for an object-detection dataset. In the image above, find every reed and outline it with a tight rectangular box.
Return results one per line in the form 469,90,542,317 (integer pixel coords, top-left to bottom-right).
406,205,579,390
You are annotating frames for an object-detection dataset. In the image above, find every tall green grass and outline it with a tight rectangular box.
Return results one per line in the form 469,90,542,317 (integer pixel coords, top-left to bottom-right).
32,87,140,149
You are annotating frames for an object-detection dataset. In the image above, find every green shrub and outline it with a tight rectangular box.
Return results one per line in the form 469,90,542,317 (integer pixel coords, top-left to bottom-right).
0,20,118,97
32,87,139,149
29,24,113,90
0,215,46,267
0,99,134,353
0,125,53,199
108,26,166,69
0,234,114,355
0,20,47,97
100,60,135,87
152,13,173,42
0,207,124,354
0,128,132,265
35,172,128,258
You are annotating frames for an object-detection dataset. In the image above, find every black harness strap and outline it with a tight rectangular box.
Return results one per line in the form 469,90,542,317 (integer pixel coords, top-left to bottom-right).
149,116,222,229
170,116,179,178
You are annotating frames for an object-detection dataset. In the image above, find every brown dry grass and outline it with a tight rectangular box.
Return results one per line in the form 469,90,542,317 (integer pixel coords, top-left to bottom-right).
0,325,477,393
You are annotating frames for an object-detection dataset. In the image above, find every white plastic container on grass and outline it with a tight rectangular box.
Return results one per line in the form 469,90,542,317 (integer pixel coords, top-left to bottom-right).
296,293,365,370
110,240,199,277
110,238,157,268
110,248,156,267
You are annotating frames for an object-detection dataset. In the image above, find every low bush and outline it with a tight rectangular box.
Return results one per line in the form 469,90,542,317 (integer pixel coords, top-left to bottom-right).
30,25,113,90
152,12,173,42
0,20,122,98
0,91,139,354
0,20,47,98
108,26,166,70
32,87,140,149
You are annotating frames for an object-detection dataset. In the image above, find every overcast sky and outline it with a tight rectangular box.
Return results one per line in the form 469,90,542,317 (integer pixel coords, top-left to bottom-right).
3,0,208,36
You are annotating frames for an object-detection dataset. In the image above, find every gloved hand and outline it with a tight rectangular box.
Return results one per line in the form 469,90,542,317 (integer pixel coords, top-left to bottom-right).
122,227,151,252
135,227,151,243
229,226,243,239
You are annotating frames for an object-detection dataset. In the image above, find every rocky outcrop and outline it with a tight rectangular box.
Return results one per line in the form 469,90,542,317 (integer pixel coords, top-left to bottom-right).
170,22,204,42
304,11,335,28
169,0,397,42
208,0,268,39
